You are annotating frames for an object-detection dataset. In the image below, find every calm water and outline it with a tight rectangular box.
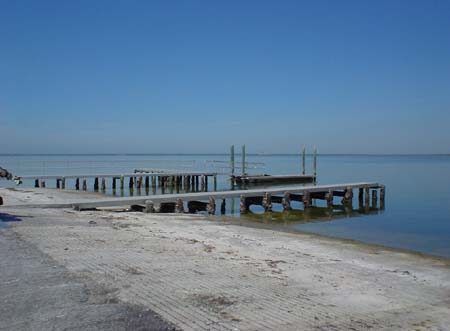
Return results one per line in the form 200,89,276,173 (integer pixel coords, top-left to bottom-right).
1,154,450,258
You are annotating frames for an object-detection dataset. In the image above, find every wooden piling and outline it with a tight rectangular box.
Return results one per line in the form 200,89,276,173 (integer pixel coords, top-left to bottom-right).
82,179,87,191
303,190,311,208
195,176,199,191
75,178,80,190
230,145,235,178
220,199,226,214
34,179,39,188
240,194,247,214
112,177,117,190
137,176,143,189
129,177,134,189
343,186,353,204
213,175,217,191
175,198,184,213
313,148,317,177
372,189,378,208
101,178,106,191
41,180,46,188
380,185,385,210
94,178,99,191
61,178,65,190
262,192,272,212
207,196,216,215
201,175,205,191
145,176,149,189
282,191,291,211
242,144,246,176
302,147,306,175
120,176,124,190
144,200,155,213
204,175,208,191
56,179,60,189
325,189,333,207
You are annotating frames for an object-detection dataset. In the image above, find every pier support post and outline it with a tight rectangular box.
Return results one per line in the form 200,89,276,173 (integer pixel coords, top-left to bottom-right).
145,176,149,189
220,199,226,214
120,176,124,190
240,194,248,214
343,187,353,204
262,192,272,212
75,178,80,190
242,144,246,176
61,178,65,190
380,185,385,210
34,179,39,188
101,178,106,192
302,148,306,175
230,145,235,179
213,175,217,191
282,192,291,211
204,175,208,191
313,148,317,177
372,189,378,208
41,180,46,188
175,198,184,213
144,200,155,213
82,179,87,191
364,185,370,206
325,189,334,208
94,178,99,191
195,176,199,191
56,179,61,189
129,177,134,189
112,177,116,190
207,196,216,215
302,191,311,208
201,175,205,191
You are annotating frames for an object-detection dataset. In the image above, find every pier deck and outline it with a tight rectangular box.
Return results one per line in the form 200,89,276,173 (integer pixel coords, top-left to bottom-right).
2,182,383,212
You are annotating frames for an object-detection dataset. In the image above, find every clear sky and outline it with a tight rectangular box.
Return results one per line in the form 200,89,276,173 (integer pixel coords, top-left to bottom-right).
1,0,449,154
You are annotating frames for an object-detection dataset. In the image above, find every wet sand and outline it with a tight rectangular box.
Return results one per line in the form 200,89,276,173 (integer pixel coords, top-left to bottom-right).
1,188,450,330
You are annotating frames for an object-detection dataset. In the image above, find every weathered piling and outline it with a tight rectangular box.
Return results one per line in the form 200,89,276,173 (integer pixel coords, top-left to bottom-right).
75,178,80,190
120,176,124,190
145,176,149,189
61,178,66,190
56,179,60,189
82,179,87,191
175,198,184,213
101,178,106,192
325,189,333,207
207,196,216,215
343,187,353,204
240,194,247,213
372,189,378,208
303,190,311,208
313,148,317,177
94,178,99,191
262,192,272,212
144,200,155,213
282,192,291,211
112,177,117,190
230,145,235,178
242,144,246,176
41,180,46,188
201,175,205,192
129,177,134,189
34,179,39,188
302,148,306,175
213,175,217,191
220,199,226,214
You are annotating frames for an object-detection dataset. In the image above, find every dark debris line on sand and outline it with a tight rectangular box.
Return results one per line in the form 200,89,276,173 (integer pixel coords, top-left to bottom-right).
0,229,179,331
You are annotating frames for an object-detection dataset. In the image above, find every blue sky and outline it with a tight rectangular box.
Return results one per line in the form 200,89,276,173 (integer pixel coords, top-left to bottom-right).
1,0,449,154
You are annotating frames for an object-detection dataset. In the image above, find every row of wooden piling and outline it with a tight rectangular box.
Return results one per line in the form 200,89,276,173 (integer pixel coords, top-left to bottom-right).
140,185,385,215
33,174,218,193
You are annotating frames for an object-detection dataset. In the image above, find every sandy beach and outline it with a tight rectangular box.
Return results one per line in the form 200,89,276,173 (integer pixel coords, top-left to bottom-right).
1,187,450,331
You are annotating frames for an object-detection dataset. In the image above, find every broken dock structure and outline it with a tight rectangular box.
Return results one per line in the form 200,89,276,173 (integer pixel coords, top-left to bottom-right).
14,171,219,193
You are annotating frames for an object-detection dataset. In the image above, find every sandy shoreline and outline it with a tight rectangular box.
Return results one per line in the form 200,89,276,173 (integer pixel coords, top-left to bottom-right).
1,187,450,330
